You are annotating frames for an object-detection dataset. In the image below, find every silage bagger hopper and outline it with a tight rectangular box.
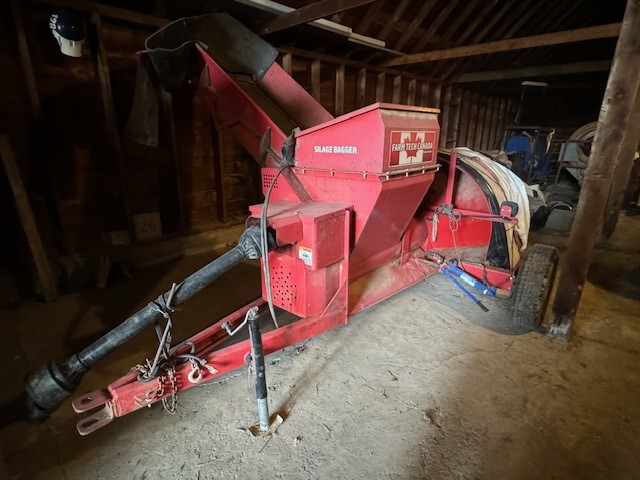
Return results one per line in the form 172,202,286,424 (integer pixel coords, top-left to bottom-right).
24,14,558,435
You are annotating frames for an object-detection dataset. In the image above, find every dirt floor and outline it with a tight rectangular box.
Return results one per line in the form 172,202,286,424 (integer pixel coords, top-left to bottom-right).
1,216,639,480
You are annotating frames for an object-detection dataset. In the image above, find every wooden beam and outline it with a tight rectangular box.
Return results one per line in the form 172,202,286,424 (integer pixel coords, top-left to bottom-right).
89,13,135,240
455,60,613,83
335,64,345,116
384,23,621,67
549,1,640,339
35,0,167,27
602,80,640,238
257,0,377,35
0,135,58,302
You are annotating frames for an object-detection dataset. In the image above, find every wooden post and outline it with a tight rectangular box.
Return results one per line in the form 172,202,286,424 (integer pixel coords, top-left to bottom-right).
211,129,228,223
0,136,58,302
356,68,367,108
407,79,417,105
311,60,321,101
420,82,430,107
335,64,345,116
431,84,442,109
376,73,385,102
481,97,494,150
505,98,515,126
602,80,640,238
487,97,500,150
549,0,640,339
439,86,452,148
458,90,471,146
160,90,185,230
89,13,135,240
392,76,402,103
467,93,479,147
495,98,507,149
474,96,486,149
449,89,463,147
282,53,293,75
12,0,42,122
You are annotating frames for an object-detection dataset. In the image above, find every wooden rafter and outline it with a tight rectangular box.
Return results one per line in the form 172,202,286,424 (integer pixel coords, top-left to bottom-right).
480,1,588,77
428,0,484,50
257,0,378,35
522,0,593,68
428,0,511,78
376,0,412,42
279,46,436,83
410,1,459,54
385,23,621,67
35,0,166,27
437,0,536,81
393,0,438,51
455,60,612,83
356,1,384,33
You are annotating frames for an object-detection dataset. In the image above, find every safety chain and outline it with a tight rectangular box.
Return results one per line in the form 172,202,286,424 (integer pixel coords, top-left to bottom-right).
433,204,462,259
130,283,217,414
162,367,177,414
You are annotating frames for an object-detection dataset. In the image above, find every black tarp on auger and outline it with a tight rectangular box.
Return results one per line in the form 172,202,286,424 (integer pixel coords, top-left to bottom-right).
124,12,278,146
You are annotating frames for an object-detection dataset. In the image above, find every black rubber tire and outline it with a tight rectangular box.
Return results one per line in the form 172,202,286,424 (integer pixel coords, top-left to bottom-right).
512,244,559,329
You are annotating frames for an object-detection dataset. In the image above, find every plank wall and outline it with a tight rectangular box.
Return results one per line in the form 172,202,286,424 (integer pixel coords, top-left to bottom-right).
2,3,514,258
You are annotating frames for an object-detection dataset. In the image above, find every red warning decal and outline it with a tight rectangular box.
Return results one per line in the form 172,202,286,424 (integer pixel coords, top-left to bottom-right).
389,131,436,166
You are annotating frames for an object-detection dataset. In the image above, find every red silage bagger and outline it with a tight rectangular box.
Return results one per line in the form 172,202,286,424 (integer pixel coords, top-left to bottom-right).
24,13,558,435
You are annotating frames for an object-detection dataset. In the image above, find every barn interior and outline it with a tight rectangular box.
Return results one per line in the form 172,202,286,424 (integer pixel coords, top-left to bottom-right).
1,1,639,479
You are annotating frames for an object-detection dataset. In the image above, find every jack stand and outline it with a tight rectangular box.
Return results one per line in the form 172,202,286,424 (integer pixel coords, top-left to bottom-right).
250,312,268,431
247,311,284,437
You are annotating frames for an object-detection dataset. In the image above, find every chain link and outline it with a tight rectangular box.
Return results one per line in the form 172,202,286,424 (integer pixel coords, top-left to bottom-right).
434,204,462,260
162,366,177,414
